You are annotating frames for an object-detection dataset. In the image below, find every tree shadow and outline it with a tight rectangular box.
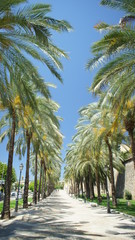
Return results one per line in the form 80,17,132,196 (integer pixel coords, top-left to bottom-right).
0,218,105,239
1,190,135,239
0,194,106,239
105,222,135,238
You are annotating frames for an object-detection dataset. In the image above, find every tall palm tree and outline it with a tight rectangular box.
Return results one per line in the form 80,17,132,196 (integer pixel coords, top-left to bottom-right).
23,128,32,208
1,0,71,218
0,1,72,83
24,95,62,207
32,142,40,205
119,99,135,168
83,103,120,206
1,66,51,218
65,102,124,206
1,85,35,219
86,0,135,171
100,0,135,19
87,0,135,107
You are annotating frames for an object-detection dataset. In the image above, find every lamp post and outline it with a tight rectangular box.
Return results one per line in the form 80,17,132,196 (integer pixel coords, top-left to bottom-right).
15,163,23,212
104,166,111,213
2,163,4,181
0,163,5,189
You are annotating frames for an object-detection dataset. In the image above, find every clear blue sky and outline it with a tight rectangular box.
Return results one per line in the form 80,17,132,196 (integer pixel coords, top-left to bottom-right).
0,0,123,180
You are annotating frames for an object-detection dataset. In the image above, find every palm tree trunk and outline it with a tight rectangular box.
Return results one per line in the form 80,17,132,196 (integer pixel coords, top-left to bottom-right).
43,160,46,198
23,131,31,208
85,175,90,199
77,182,79,197
91,181,95,198
95,166,101,203
73,181,75,195
33,152,37,204
2,111,16,219
42,172,46,199
89,166,94,200
47,175,52,196
38,160,42,202
41,167,45,199
43,177,46,198
80,180,83,197
129,130,135,169
106,138,117,206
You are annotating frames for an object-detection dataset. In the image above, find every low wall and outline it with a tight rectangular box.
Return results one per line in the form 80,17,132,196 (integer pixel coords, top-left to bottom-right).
124,159,135,199
64,159,135,200
113,159,135,200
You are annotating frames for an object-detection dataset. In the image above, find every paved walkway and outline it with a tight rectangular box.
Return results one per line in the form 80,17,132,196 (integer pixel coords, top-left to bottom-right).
0,190,135,239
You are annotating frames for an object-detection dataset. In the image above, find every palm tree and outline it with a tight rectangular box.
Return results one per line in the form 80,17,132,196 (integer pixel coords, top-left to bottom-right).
75,107,103,202
23,129,32,208
84,104,119,206
0,81,35,218
32,142,40,205
86,0,135,172
100,0,135,19
65,102,124,206
1,66,51,218
119,99,135,168
86,1,135,106
0,1,72,83
0,0,71,217
34,152,38,204
23,95,63,207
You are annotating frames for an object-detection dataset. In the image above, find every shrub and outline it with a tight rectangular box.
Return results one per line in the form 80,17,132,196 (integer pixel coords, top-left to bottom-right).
29,180,39,192
55,182,64,190
125,190,132,200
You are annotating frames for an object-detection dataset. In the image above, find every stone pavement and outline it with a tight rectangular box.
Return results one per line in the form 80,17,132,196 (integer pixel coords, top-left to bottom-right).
0,190,135,239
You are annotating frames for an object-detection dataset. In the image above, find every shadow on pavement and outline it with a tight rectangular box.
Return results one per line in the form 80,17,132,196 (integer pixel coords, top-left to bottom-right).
0,191,134,239
0,218,105,239
0,194,106,239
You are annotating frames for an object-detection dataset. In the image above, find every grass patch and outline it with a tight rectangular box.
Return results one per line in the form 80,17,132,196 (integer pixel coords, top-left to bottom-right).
79,195,135,217
0,198,32,213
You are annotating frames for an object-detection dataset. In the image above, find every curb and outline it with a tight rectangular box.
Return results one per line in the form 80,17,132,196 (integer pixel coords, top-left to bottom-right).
71,195,135,222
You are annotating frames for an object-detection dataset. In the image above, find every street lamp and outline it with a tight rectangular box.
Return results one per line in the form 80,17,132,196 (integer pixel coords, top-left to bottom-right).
15,163,23,212
104,166,111,214
0,163,5,186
